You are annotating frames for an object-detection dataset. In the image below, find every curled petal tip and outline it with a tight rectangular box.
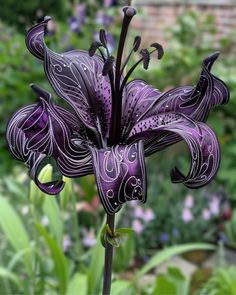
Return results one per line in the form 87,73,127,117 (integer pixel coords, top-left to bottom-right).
30,84,51,102
43,16,52,22
170,166,185,183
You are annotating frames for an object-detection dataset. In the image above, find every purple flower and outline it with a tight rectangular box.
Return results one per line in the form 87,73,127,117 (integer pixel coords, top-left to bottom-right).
6,7,229,215
69,4,86,33
96,11,113,26
160,232,169,243
202,208,211,220
132,219,144,234
182,208,193,223
184,194,194,208
209,196,220,215
82,229,96,247
104,0,117,7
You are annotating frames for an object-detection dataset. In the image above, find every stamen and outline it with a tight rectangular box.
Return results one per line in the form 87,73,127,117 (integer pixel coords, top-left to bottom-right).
140,49,150,70
119,49,156,97
89,41,103,57
120,35,141,76
99,29,110,57
150,43,164,59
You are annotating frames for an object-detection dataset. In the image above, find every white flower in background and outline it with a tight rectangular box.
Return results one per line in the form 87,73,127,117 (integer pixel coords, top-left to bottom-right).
184,194,194,208
63,235,72,251
143,208,155,222
82,229,96,247
41,216,49,226
181,208,193,223
134,206,144,218
209,196,220,215
132,219,144,234
202,208,211,220
21,205,29,215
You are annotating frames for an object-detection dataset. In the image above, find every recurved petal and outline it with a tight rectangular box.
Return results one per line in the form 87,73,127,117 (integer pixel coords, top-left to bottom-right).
141,52,229,122
121,52,229,142
90,141,147,215
128,113,220,188
6,85,93,194
6,105,64,194
26,18,112,139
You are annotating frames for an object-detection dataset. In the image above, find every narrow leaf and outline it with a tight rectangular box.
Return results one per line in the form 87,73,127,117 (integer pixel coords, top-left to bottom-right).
67,273,87,295
135,243,216,279
0,196,32,275
35,222,68,294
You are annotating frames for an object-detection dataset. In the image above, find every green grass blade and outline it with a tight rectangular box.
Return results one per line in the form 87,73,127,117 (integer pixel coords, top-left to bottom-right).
135,243,216,279
43,196,63,246
0,195,32,275
87,217,106,295
35,222,68,295
0,267,23,290
66,273,87,295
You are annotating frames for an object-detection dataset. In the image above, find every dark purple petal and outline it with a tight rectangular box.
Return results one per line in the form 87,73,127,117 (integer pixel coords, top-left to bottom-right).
121,79,161,140
128,113,220,188
90,141,146,215
122,52,229,146
26,18,112,139
6,85,93,193
6,105,64,194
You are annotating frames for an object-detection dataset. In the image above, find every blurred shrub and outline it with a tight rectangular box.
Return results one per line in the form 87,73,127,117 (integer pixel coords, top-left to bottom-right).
0,0,69,31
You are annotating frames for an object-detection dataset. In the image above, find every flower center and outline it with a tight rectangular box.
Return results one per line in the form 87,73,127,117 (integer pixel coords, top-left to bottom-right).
89,6,164,146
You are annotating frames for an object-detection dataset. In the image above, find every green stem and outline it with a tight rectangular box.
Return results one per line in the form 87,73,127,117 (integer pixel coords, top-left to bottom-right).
102,214,115,295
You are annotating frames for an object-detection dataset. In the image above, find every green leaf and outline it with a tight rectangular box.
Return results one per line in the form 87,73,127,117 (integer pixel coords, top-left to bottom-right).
0,267,23,290
30,164,53,207
0,196,32,275
67,273,87,295
35,222,68,295
60,176,73,209
111,280,132,295
115,228,134,235
135,243,215,279
87,218,106,295
152,276,177,295
43,195,63,246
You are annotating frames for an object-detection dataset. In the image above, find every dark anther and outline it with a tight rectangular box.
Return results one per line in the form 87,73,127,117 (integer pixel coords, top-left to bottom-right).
140,49,150,70
133,36,141,52
89,41,103,57
122,6,136,17
151,43,164,59
99,29,107,48
102,56,115,76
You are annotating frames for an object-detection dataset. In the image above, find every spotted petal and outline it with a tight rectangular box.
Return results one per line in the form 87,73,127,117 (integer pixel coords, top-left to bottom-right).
90,141,147,215
6,85,93,194
128,113,220,188
121,52,229,148
26,17,112,140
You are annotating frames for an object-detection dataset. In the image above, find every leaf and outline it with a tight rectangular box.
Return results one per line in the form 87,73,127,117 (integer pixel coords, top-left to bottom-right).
67,273,87,295
60,176,73,210
43,195,63,246
111,280,132,295
30,164,53,207
152,276,177,295
35,222,68,294
0,267,23,290
115,228,134,235
87,218,106,295
135,243,216,279
0,196,32,275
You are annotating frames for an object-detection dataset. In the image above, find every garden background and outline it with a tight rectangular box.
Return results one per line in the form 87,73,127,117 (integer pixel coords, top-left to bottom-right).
0,0,236,294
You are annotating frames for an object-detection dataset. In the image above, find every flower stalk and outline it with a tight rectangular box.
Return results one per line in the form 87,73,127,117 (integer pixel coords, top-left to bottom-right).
102,214,115,295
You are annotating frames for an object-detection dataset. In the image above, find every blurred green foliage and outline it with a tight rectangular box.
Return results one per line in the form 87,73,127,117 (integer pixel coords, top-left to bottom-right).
0,0,69,31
